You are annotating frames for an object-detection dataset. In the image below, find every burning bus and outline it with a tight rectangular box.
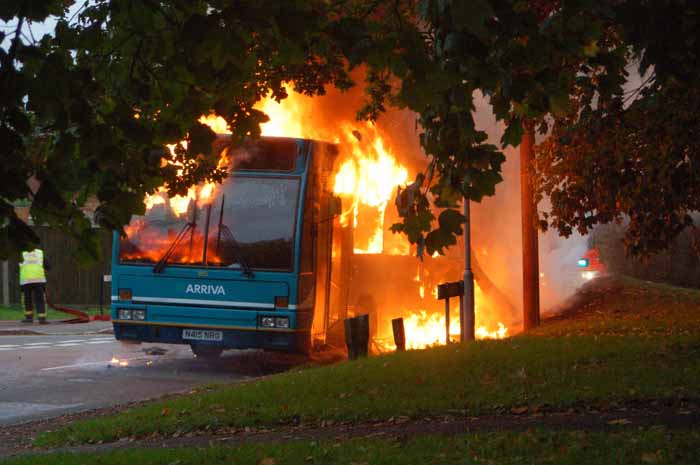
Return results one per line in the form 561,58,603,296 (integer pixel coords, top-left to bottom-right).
112,136,350,357
111,133,511,358
111,88,515,358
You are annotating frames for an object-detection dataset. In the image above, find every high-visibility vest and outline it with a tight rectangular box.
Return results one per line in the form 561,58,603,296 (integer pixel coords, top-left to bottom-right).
19,249,47,285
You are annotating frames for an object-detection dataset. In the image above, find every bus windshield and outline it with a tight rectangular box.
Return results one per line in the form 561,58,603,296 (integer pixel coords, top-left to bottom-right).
119,176,300,271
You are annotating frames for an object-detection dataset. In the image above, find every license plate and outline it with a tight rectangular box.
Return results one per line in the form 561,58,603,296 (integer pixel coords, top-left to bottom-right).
182,329,223,342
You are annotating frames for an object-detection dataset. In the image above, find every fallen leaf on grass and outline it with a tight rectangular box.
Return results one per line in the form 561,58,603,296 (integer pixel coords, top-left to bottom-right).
607,418,632,425
259,458,275,465
510,406,528,415
641,451,661,464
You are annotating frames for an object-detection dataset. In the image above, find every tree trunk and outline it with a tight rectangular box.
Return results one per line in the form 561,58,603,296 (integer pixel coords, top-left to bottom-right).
520,122,540,330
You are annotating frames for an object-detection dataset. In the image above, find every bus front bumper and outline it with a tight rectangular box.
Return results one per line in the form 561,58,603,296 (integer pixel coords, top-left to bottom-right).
113,321,310,352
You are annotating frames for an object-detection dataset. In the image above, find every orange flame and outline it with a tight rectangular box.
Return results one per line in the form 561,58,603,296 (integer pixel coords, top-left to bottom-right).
332,124,409,254
252,86,410,255
123,116,234,265
392,282,508,350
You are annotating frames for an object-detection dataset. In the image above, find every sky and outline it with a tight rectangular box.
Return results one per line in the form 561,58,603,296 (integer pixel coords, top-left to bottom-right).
1,2,83,49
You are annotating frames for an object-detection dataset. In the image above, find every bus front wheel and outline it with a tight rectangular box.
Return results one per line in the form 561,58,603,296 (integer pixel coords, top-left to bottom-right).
190,345,223,359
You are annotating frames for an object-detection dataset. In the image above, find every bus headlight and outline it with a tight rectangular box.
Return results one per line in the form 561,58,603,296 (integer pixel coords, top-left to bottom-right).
261,317,275,328
275,317,289,329
132,310,146,320
118,309,132,320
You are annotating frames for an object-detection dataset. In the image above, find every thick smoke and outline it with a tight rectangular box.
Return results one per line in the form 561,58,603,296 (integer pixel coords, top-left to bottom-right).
471,94,590,316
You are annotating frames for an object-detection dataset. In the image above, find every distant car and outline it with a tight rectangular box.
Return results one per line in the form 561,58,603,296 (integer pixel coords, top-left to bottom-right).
577,248,607,281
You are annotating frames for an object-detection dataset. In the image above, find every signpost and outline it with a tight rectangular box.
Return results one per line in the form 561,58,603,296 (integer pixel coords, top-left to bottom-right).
438,280,464,344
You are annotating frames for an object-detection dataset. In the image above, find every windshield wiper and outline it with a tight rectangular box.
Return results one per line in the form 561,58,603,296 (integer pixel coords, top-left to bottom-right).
215,195,254,278
153,200,197,274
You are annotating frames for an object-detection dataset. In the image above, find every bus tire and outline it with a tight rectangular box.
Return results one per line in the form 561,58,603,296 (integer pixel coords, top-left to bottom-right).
191,345,223,359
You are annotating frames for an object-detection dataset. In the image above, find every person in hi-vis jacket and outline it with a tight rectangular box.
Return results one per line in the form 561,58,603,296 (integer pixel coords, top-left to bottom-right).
19,249,50,324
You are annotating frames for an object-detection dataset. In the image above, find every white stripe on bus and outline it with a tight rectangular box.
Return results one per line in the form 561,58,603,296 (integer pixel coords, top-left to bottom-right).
111,295,296,310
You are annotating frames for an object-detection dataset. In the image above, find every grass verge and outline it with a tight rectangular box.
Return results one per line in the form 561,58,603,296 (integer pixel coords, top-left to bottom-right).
10,429,700,465
36,334,700,447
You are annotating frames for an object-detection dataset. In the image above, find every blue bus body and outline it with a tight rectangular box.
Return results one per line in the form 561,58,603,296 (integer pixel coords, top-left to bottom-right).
111,137,349,355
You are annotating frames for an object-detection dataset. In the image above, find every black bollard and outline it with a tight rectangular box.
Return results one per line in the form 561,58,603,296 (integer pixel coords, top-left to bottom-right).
392,317,406,351
344,314,370,359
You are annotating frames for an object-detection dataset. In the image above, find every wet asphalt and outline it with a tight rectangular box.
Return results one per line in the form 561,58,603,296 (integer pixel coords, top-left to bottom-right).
0,331,300,426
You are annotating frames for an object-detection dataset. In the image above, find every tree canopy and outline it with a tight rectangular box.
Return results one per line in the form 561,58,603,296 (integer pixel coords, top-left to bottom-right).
0,0,697,260
534,0,698,257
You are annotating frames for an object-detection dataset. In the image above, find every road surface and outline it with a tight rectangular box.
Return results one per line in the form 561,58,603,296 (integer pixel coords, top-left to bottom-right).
0,331,301,426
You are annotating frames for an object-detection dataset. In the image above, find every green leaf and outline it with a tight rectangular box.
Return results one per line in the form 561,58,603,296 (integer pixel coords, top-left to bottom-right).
451,0,493,38
501,119,523,148
438,209,465,236
548,91,571,118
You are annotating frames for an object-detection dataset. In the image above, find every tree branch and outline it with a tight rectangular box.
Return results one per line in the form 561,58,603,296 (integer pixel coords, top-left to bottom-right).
7,16,25,64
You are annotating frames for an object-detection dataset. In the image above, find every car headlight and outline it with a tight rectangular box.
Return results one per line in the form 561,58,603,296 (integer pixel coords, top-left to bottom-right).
261,317,275,328
118,309,132,320
582,271,597,280
132,309,146,320
275,317,289,328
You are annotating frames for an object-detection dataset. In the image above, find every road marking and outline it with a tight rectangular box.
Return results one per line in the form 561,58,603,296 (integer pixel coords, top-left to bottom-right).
0,337,117,352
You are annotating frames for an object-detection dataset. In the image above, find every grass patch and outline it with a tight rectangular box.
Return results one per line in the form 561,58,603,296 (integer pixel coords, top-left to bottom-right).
36,334,700,447
533,276,700,337
11,429,700,465
0,305,106,321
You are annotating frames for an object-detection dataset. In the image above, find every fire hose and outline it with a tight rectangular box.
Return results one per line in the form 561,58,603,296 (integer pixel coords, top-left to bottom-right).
46,292,111,324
